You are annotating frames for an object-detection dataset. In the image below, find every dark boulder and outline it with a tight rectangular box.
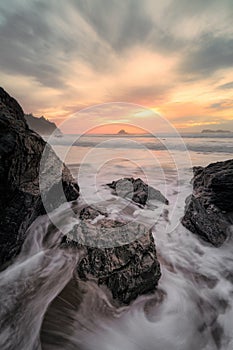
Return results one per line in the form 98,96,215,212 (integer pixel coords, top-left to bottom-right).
0,87,79,267
182,160,233,246
107,177,169,206
66,205,161,305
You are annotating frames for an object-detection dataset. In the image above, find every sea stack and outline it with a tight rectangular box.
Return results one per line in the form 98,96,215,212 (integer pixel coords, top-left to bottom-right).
117,129,128,135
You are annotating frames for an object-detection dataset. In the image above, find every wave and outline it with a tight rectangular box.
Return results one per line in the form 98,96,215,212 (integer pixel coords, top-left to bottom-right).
49,137,233,154
1,194,233,349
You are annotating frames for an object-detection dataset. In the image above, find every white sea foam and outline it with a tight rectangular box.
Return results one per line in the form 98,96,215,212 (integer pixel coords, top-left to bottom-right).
0,134,233,349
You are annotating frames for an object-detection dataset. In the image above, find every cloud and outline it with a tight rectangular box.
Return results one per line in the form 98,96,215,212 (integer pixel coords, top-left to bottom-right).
218,81,233,90
179,35,233,77
209,103,223,110
208,100,233,110
0,0,118,88
72,0,155,52
0,0,233,131
1,0,232,89
109,82,173,106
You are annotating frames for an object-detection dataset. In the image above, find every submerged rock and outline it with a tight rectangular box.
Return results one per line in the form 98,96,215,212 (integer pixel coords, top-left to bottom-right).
66,205,161,305
182,160,233,246
107,177,169,206
0,87,79,267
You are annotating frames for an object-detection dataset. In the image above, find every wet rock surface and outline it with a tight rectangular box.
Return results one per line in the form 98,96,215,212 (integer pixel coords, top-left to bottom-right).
107,177,169,206
0,87,79,267
66,205,161,305
182,160,233,246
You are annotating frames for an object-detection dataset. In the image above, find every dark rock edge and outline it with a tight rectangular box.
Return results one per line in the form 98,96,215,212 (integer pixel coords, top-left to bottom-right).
182,160,233,247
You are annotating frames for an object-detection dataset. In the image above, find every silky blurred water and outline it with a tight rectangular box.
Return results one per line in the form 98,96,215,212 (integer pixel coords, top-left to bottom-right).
0,133,233,349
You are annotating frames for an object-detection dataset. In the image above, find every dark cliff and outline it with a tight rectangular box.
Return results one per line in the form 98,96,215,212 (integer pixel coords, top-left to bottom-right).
0,87,79,267
25,113,62,136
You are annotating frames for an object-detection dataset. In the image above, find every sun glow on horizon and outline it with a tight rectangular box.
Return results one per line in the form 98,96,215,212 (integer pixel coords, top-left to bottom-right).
1,1,233,133
86,124,148,135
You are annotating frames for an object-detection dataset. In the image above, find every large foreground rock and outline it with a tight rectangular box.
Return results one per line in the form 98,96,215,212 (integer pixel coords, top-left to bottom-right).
0,87,79,267
66,205,161,305
182,160,233,246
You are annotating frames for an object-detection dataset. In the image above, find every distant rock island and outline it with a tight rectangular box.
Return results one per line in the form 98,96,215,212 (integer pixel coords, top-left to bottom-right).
25,113,62,136
117,129,128,135
201,129,231,134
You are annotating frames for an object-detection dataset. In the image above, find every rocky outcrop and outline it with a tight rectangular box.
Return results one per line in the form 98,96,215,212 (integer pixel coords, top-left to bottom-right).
0,88,161,304
25,113,63,136
117,129,128,135
201,129,231,134
107,177,169,206
66,205,161,305
0,87,79,267
182,160,233,246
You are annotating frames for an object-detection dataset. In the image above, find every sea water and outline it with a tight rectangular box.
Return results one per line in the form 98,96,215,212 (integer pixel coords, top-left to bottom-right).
1,133,233,349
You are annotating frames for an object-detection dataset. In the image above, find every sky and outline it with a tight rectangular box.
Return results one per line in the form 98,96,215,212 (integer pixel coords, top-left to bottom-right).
0,0,233,133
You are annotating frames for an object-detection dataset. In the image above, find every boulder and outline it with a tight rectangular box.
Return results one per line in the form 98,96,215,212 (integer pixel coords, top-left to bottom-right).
107,177,169,206
182,160,233,246
66,205,161,305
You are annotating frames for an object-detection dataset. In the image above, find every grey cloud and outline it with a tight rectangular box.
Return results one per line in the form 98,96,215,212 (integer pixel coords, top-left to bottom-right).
179,34,233,77
146,25,185,54
1,0,233,93
72,0,154,52
208,100,233,110
166,0,233,18
147,0,233,54
108,84,172,105
218,81,233,90
0,4,67,88
0,0,118,88
73,0,189,55
209,103,223,110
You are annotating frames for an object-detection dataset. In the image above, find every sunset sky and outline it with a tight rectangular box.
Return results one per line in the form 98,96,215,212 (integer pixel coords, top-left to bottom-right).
0,0,233,133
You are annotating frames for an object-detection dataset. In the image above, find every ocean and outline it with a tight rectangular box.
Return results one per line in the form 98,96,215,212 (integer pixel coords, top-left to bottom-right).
49,133,233,235
1,133,233,349
44,133,233,349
